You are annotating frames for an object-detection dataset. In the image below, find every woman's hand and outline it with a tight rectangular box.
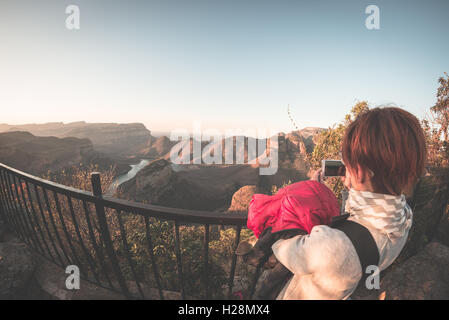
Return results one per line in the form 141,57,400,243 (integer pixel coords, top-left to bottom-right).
340,174,350,189
312,167,352,189
310,168,323,183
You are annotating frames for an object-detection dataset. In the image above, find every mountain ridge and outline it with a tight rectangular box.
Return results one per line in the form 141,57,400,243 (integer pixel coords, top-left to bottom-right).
0,131,130,177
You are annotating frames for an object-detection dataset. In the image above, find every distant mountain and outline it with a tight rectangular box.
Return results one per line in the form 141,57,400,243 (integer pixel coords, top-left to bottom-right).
0,122,153,160
61,123,153,159
288,127,324,153
0,123,325,210
139,127,324,168
140,136,176,159
0,131,130,177
164,127,324,173
0,123,325,166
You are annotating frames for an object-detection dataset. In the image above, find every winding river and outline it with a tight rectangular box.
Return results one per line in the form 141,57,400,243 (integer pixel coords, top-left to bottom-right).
106,159,189,196
106,159,151,195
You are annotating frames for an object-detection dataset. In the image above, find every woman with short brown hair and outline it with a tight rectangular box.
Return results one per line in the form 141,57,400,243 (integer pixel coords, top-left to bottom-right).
272,107,427,299
342,106,427,196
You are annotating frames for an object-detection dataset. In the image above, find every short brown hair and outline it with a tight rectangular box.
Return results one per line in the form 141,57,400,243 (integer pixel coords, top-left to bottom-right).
342,107,427,195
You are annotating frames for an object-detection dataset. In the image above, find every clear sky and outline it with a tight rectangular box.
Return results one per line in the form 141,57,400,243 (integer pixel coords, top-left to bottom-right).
1,0,448,134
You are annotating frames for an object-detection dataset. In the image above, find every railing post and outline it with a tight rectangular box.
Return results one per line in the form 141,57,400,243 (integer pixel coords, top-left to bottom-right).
91,173,103,198
0,171,6,224
91,172,131,299
0,189,5,225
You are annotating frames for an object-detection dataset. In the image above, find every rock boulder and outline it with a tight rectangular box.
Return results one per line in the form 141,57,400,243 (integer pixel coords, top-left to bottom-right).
380,242,449,299
227,185,259,212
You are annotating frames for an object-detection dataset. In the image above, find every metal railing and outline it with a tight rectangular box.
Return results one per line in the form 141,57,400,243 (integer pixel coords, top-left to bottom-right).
0,162,254,299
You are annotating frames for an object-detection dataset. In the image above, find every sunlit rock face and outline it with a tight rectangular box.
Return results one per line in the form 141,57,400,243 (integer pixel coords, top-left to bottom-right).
118,159,251,211
140,136,175,159
227,185,259,213
118,159,195,208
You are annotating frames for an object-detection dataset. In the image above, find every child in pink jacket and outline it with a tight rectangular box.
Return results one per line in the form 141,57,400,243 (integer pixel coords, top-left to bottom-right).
248,180,340,237
239,180,340,299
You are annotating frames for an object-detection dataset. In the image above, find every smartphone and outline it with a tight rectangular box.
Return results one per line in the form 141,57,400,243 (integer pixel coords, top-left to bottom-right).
322,159,346,177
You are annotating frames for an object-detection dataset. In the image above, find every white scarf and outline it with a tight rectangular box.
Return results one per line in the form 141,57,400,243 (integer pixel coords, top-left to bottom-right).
344,188,413,238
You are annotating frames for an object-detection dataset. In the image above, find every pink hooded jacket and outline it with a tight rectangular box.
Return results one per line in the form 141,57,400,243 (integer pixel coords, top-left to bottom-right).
248,180,340,238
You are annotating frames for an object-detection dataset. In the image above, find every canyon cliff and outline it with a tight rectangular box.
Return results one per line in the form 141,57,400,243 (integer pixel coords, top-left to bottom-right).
0,122,153,160
118,159,242,210
117,127,324,210
0,131,129,177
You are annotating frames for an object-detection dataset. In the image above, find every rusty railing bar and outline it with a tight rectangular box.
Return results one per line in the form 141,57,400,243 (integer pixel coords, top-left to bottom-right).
144,216,164,300
23,180,55,262
227,225,242,299
0,170,24,240
173,220,185,299
33,184,65,266
203,223,210,299
91,172,131,299
116,209,146,299
16,176,46,255
4,171,32,246
53,191,86,275
66,195,102,284
41,186,73,266
82,199,115,289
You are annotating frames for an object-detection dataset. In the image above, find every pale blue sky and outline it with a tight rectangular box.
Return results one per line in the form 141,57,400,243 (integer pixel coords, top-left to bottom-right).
1,0,448,134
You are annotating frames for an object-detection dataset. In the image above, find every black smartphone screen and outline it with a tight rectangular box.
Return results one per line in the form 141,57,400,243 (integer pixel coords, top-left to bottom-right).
323,161,346,177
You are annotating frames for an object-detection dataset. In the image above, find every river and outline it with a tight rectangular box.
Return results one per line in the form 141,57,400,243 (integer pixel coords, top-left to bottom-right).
106,159,190,196
106,159,151,195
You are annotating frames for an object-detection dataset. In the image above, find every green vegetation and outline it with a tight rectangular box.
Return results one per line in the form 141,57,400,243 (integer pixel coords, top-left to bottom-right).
114,215,254,298
38,164,254,298
422,72,449,168
305,101,369,200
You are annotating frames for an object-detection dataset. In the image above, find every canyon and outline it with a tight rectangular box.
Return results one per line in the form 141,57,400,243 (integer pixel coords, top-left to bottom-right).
0,122,323,210
1,122,448,301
